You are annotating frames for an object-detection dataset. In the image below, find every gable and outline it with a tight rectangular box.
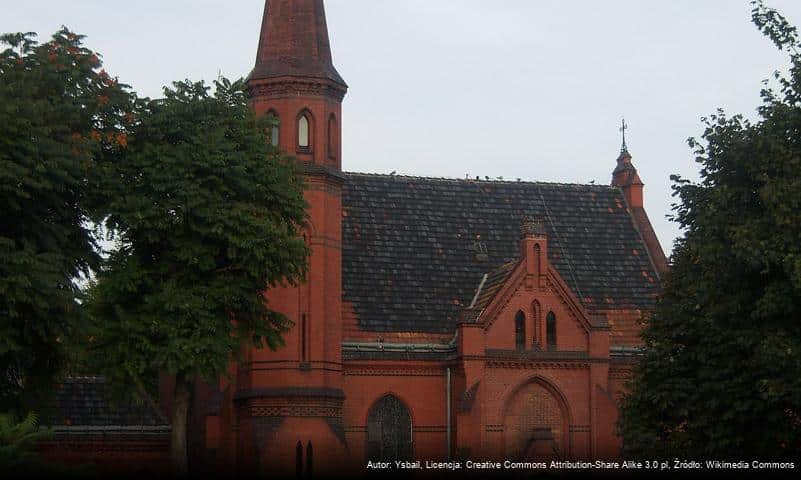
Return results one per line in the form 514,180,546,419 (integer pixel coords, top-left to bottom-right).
341,173,660,333
476,259,591,352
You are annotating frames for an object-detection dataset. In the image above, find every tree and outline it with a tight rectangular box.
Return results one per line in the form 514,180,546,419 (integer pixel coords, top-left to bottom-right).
618,0,801,459
0,412,52,472
85,79,308,475
0,29,134,412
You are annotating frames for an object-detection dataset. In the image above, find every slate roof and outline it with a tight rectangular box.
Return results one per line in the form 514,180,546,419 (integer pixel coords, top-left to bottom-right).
470,261,516,312
47,377,167,429
341,173,660,333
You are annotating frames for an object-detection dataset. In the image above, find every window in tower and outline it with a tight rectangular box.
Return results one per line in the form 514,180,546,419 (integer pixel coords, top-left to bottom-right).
328,114,338,163
295,441,303,477
266,109,280,147
306,441,313,477
270,124,280,146
301,313,307,361
298,114,310,148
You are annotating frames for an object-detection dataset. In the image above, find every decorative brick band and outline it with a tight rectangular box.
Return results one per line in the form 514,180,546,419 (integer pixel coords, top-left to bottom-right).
486,360,591,369
249,79,346,101
485,424,504,432
343,367,443,377
569,425,590,433
249,405,342,418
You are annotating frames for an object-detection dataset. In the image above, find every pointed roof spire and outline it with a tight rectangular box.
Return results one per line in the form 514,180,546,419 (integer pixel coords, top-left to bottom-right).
612,117,644,207
250,0,346,86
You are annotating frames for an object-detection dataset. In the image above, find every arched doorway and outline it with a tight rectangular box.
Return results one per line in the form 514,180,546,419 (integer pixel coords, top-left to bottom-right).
367,394,412,461
503,379,569,460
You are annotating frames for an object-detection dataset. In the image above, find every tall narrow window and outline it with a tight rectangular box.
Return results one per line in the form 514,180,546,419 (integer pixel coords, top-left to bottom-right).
296,441,303,478
267,110,280,147
298,115,310,148
270,124,280,146
546,312,557,350
515,311,526,350
327,114,337,162
301,314,307,361
306,442,313,478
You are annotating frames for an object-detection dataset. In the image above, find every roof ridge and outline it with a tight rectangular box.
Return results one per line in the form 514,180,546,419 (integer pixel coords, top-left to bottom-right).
341,171,615,189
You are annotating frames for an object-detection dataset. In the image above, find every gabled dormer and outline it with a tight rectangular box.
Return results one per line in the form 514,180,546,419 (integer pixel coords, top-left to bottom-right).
459,217,609,357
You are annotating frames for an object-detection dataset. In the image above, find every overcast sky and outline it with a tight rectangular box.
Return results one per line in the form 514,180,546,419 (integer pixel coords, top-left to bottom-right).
4,0,801,255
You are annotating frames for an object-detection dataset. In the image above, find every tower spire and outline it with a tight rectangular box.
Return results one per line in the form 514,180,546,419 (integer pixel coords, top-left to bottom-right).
237,3,350,474
612,117,643,207
247,0,347,169
250,0,346,87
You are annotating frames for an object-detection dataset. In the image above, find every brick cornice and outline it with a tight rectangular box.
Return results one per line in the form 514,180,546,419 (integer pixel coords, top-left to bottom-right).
248,76,346,102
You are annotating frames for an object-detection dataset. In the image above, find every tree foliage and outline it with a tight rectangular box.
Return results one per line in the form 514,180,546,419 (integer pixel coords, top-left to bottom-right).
0,411,52,470
0,29,134,411
619,0,801,459
85,78,308,473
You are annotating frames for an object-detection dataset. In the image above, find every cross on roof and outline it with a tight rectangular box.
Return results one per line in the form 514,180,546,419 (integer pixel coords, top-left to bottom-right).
620,118,629,153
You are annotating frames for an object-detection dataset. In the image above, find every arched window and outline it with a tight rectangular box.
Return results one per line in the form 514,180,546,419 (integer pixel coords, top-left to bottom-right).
270,124,280,146
328,114,338,162
295,441,303,477
298,114,310,148
515,311,525,350
306,442,313,477
300,313,307,362
266,109,280,147
546,312,557,350
367,395,412,461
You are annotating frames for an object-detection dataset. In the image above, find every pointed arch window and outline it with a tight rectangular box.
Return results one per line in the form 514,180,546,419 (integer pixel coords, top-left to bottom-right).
327,114,338,164
515,311,526,350
295,441,303,477
266,109,280,147
546,311,557,350
306,442,313,477
298,114,310,148
270,124,280,146
367,395,412,461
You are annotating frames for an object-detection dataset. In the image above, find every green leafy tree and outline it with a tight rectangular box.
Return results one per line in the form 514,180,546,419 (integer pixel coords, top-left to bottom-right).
0,412,52,471
619,0,801,459
86,79,308,475
0,29,134,412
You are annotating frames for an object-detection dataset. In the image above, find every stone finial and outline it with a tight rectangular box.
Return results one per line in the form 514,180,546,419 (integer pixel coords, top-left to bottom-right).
520,216,546,238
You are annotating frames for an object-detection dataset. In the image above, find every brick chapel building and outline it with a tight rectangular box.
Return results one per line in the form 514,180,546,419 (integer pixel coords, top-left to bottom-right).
41,0,667,476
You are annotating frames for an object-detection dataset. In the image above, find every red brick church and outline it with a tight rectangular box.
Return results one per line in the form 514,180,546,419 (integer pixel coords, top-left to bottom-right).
42,0,667,476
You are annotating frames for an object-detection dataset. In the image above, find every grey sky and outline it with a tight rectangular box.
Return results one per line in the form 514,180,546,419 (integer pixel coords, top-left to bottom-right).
4,1,801,255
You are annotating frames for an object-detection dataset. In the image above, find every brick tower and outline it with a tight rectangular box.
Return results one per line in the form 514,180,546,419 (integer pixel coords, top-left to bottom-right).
236,0,348,475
